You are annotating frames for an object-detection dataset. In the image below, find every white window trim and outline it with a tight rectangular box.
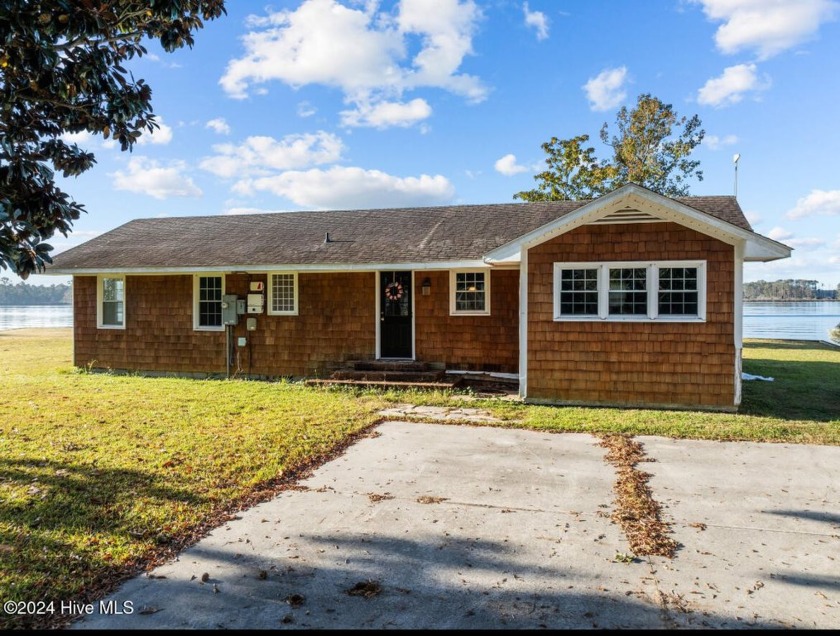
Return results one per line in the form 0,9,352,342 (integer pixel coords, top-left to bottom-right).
553,261,706,322
449,269,491,316
193,273,225,332
96,274,126,330
267,272,299,316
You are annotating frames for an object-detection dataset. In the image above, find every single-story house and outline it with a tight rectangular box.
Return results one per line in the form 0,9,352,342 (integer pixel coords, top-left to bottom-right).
48,183,791,411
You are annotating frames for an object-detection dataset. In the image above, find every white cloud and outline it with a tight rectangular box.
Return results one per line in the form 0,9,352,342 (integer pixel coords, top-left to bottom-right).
745,211,762,226
60,131,95,146
704,133,739,150
200,131,344,179
297,101,317,118
111,157,202,200
694,0,838,60
494,154,530,176
767,226,793,241
137,117,173,145
787,237,826,248
523,2,549,40
786,189,840,219
206,118,232,135
582,67,628,112
219,0,485,128
341,98,432,128
697,63,770,107
233,166,455,209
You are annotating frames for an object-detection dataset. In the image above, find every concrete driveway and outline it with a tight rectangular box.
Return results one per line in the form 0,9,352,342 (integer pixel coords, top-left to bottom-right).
73,419,839,629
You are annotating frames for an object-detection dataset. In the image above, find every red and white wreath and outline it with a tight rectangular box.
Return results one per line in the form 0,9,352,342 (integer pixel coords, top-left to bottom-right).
384,281,404,301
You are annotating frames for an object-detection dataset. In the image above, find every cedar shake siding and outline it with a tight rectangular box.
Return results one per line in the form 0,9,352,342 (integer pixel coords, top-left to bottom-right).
74,272,377,377
74,274,226,374
414,269,519,373
526,223,735,409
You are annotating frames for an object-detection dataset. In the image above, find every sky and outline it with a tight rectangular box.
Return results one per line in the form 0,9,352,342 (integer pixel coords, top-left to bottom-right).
29,0,840,290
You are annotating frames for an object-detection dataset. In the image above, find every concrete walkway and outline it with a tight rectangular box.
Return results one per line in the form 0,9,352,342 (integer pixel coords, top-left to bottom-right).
73,420,840,629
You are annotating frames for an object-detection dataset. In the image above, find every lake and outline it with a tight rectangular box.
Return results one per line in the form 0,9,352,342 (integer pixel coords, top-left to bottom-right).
1,302,839,341
0,305,73,330
743,301,840,342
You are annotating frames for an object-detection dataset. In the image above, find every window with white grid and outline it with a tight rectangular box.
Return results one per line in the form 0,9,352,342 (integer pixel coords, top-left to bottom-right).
269,272,298,315
553,261,706,322
450,270,491,315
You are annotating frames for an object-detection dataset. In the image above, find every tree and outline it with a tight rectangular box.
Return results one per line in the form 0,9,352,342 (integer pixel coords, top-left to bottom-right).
1,0,226,279
515,94,705,202
512,135,616,202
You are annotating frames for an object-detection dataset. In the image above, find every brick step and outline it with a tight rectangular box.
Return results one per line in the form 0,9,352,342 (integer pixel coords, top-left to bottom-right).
304,378,457,391
349,360,433,372
330,369,445,383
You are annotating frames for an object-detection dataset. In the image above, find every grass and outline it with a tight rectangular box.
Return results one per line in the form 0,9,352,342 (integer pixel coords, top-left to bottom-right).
0,329,387,628
369,339,840,444
0,329,838,627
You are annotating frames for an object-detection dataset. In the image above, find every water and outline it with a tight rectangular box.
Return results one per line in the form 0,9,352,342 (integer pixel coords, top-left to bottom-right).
0,302,838,341
744,301,840,342
0,305,73,330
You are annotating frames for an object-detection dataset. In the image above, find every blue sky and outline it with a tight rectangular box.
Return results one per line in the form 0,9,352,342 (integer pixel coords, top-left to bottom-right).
34,0,840,289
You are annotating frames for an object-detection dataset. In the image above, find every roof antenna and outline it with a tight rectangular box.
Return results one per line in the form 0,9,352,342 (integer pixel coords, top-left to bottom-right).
733,153,740,198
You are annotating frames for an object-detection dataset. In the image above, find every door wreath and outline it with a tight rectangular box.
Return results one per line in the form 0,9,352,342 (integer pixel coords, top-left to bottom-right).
384,281,404,301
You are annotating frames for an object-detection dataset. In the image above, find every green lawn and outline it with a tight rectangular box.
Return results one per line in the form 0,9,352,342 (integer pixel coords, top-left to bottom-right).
0,329,838,628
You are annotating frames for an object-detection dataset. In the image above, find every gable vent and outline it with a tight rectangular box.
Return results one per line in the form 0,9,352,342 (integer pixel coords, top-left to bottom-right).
589,208,664,225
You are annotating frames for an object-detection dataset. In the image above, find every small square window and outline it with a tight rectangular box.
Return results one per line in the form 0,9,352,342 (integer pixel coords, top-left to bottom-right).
658,267,699,316
451,270,490,314
558,268,599,316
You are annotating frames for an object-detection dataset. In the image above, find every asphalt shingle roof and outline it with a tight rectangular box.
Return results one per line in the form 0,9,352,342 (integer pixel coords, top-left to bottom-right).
49,196,751,271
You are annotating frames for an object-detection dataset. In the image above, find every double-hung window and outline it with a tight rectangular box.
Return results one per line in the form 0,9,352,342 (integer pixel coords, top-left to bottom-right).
97,275,125,329
268,272,298,315
450,270,491,315
554,261,705,322
194,274,224,330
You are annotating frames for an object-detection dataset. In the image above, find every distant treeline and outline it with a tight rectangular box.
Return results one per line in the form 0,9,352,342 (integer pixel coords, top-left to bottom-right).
0,278,71,305
744,279,839,301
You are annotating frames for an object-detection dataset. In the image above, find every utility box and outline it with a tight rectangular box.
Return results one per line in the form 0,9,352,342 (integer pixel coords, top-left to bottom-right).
222,295,239,325
246,317,257,331
247,293,264,314
236,299,246,315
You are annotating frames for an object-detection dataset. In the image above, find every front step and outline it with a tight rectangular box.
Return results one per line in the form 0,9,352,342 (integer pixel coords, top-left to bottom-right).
348,360,433,372
330,369,445,383
305,359,455,390
304,378,457,390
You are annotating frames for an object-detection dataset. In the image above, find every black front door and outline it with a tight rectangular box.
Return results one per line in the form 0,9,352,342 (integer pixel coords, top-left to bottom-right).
380,271,412,358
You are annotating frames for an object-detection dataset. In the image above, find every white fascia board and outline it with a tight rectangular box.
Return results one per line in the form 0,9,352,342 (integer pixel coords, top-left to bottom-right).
48,259,492,276
483,184,792,264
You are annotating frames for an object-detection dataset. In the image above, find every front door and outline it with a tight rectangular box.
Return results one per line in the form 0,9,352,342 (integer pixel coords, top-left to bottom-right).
380,271,412,358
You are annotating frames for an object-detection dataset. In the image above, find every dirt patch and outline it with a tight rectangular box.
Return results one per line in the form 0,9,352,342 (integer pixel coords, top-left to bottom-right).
416,495,448,504
346,580,382,598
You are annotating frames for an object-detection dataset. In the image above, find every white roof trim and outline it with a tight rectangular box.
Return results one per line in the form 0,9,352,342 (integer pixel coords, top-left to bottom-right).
483,184,791,264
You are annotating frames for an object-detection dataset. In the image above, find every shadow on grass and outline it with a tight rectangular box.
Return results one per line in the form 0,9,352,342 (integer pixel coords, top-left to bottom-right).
743,339,835,351
740,359,840,423
0,458,208,629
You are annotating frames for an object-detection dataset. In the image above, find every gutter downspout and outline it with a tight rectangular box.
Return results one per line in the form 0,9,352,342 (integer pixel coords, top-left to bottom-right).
734,242,744,406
